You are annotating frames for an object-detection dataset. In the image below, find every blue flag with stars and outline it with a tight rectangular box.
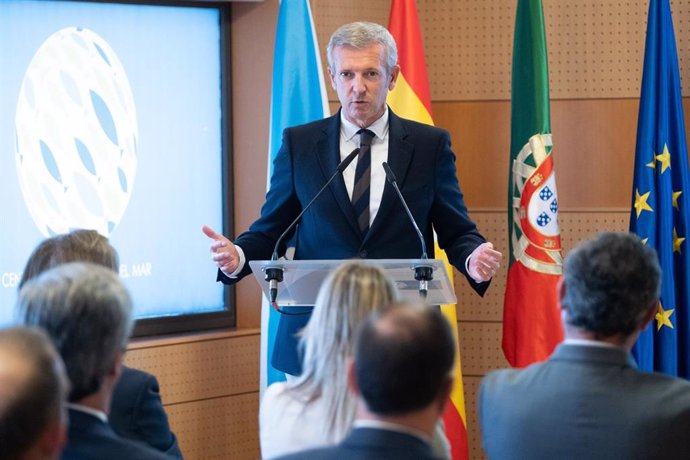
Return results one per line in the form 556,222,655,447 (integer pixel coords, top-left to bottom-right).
630,0,690,377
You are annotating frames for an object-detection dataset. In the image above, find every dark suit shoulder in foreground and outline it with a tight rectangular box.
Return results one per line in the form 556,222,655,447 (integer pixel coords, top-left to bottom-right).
110,366,182,458
62,408,171,460
479,344,690,460
274,427,442,460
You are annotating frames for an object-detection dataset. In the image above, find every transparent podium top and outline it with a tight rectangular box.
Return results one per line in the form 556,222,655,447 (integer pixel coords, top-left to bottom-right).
249,259,457,306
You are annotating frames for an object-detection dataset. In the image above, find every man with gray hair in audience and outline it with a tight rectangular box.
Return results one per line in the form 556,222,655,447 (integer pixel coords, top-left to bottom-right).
0,326,68,460
276,301,455,460
17,262,170,460
479,232,690,459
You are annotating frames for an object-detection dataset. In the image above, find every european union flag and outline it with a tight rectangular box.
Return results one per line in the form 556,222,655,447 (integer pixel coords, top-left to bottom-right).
630,0,690,377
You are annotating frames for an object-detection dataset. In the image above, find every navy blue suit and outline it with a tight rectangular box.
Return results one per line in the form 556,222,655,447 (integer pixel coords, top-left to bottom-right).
273,427,442,460
110,366,182,458
219,109,487,373
62,408,171,460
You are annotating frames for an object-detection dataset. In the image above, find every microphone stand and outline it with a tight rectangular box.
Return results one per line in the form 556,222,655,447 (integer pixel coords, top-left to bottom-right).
382,162,434,298
265,148,361,313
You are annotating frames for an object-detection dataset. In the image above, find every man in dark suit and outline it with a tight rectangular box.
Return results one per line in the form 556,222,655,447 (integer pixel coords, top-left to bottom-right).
17,263,170,460
276,301,455,460
19,229,182,458
0,327,68,460
203,21,502,375
479,232,690,460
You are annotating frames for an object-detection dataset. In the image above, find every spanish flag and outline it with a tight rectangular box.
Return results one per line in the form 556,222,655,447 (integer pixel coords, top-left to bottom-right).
387,1,469,458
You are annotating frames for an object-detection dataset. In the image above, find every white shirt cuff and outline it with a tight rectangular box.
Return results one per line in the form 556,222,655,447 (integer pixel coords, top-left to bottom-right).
226,244,246,278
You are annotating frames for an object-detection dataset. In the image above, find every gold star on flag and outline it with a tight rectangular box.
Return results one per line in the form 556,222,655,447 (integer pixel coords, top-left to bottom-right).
634,189,653,218
673,228,685,253
673,191,682,209
656,303,675,331
655,144,671,173
646,159,656,169
641,237,649,245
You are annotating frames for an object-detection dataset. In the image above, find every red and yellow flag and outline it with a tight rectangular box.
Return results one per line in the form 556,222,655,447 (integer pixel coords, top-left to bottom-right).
388,2,469,458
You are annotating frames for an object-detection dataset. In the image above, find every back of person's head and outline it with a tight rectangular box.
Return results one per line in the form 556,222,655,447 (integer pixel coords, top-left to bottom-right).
16,262,133,403
562,232,661,338
353,302,455,415
18,229,118,289
327,21,398,74
291,261,398,440
0,326,68,460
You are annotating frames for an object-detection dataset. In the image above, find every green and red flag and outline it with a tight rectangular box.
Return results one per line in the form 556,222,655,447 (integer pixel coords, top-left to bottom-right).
388,1,469,458
502,0,563,368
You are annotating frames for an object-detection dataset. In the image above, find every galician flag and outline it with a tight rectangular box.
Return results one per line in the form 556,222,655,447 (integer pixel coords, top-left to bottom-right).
263,0,329,388
630,0,690,377
502,0,563,368
388,1,469,458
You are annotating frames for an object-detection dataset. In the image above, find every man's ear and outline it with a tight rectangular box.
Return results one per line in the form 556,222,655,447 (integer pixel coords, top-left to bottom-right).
388,64,400,90
109,350,124,379
640,301,658,330
346,357,359,396
327,66,337,90
436,376,454,414
37,416,67,460
557,277,566,310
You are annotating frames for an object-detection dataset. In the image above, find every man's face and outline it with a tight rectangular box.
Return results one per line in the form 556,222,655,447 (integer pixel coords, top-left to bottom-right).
328,44,399,128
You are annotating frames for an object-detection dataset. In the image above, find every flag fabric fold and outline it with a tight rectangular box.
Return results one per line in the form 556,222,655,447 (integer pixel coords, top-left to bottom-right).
388,1,469,458
630,0,690,378
263,0,329,388
502,0,563,368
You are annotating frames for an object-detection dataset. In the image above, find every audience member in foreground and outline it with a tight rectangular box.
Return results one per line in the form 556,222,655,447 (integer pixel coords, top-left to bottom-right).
259,261,400,458
0,326,68,460
479,232,690,460
17,263,170,460
275,302,455,460
19,229,182,458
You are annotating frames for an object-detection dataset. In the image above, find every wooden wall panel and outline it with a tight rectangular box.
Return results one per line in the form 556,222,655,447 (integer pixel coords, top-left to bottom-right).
165,393,260,460
125,331,260,460
434,98,640,209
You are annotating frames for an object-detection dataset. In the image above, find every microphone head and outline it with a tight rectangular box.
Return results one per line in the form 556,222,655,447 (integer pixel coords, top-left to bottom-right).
382,161,397,184
338,148,360,173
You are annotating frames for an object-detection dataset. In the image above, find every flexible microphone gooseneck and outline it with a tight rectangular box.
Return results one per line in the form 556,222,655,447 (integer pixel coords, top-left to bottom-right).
265,148,362,312
382,161,433,298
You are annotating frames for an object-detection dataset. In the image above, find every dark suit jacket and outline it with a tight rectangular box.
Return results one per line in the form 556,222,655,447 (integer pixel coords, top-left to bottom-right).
62,408,171,460
220,109,486,291
219,109,487,374
110,366,182,458
274,427,441,460
479,344,690,460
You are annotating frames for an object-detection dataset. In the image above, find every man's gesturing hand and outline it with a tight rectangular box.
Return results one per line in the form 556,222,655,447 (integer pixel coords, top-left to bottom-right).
202,225,240,276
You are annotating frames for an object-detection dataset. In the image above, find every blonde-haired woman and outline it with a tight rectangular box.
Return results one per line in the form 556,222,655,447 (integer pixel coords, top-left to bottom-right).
259,261,398,458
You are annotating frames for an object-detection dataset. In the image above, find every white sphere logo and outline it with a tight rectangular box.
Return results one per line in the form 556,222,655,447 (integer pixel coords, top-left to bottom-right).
15,27,137,237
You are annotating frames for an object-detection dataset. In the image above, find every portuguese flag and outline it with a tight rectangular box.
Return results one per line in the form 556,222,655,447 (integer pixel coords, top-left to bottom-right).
502,0,563,368
388,1,469,458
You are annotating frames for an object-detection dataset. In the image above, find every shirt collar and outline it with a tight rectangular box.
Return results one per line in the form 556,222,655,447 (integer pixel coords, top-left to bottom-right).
66,402,108,423
352,419,432,444
563,338,623,349
340,106,389,142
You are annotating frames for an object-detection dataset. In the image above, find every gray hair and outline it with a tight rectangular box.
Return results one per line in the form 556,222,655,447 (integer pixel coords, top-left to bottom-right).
289,261,398,442
562,232,661,337
19,229,119,289
17,262,133,402
327,22,398,74
0,326,68,460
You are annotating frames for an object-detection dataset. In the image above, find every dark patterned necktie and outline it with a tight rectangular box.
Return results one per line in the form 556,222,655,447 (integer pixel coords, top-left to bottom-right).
352,129,375,234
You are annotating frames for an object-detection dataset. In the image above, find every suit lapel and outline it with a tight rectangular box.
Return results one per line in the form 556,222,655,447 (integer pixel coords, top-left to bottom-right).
316,112,361,237
365,110,414,244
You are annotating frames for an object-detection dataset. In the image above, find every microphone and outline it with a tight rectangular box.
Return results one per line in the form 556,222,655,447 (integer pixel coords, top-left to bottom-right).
265,148,362,311
382,161,433,298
